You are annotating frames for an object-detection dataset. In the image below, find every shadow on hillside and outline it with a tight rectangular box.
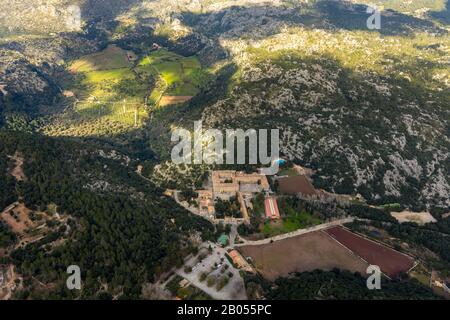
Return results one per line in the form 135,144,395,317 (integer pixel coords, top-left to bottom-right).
80,0,139,21
179,0,444,39
44,1,448,166
430,0,450,24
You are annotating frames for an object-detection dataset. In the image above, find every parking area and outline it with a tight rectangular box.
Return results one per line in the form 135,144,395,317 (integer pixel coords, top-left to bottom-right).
175,243,247,300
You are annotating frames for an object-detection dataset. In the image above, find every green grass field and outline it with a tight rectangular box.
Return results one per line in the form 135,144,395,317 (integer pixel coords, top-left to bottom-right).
258,196,323,237
278,168,300,177
137,49,209,104
44,46,210,137
43,45,150,136
70,63,148,125
70,45,132,73
262,210,322,237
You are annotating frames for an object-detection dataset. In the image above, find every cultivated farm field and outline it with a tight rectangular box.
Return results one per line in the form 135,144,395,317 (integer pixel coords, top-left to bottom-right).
69,45,134,73
44,45,151,136
239,230,369,281
325,226,415,278
137,49,210,106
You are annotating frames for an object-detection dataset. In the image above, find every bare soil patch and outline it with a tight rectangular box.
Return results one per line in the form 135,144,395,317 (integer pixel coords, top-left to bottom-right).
159,96,193,106
0,203,35,235
391,211,437,225
239,230,368,281
277,175,316,196
325,226,414,278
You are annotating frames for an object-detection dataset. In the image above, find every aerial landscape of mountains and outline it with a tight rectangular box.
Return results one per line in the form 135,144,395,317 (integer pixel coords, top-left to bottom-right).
0,0,449,301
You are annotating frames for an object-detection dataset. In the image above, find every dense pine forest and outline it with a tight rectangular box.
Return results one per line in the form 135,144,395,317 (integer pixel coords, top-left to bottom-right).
0,130,214,298
245,269,440,300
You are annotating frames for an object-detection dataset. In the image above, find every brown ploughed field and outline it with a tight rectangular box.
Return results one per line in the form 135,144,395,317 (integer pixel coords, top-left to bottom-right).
325,226,414,278
239,230,368,281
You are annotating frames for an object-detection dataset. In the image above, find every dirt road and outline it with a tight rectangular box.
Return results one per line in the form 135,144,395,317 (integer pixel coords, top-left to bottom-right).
234,217,355,247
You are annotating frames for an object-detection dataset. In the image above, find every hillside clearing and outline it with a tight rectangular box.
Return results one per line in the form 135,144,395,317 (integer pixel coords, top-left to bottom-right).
390,211,437,225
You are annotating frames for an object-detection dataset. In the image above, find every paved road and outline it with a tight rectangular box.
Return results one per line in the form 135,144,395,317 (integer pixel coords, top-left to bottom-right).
234,217,355,247
229,224,238,247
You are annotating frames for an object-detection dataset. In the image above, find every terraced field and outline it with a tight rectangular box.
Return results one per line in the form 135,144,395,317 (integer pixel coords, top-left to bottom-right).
42,46,211,137
41,45,149,136
137,49,211,107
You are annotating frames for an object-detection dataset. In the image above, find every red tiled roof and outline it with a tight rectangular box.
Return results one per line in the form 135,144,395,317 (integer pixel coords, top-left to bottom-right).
265,197,280,220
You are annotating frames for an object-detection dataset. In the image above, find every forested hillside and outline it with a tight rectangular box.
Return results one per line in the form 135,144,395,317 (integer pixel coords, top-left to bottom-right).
0,0,449,300
0,130,214,298
245,269,440,300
